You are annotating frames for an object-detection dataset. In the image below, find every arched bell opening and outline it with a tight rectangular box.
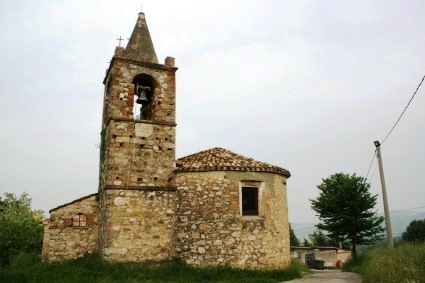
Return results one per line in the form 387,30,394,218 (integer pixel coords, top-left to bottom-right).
132,74,157,120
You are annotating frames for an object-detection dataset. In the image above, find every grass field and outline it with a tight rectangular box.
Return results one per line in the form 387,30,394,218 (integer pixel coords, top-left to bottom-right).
0,253,308,283
343,242,425,283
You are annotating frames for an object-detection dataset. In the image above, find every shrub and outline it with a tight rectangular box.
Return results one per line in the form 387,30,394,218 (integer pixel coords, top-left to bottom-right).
343,242,425,283
0,192,43,266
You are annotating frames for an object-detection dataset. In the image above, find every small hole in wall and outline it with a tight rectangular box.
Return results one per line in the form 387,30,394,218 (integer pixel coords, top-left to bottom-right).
168,178,173,183
129,135,133,138
137,177,142,182
154,177,158,182
155,137,159,140
116,177,120,180
165,138,168,141
113,135,117,139
120,143,123,146
142,137,145,140
167,148,173,151
139,144,144,148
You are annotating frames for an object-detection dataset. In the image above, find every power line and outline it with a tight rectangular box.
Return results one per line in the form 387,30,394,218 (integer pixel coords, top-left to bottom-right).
365,150,376,181
381,75,425,145
388,205,425,214
370,162,379,183
376,205,425,216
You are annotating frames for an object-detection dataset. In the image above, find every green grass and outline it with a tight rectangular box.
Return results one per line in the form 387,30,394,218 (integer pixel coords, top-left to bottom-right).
0,253,308,283
343,242,425,283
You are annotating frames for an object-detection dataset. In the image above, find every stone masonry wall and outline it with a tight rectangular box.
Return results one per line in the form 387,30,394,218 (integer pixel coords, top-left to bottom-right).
101,188,177,262
103,120,175,188
43,195,98,261
104,59,176,123
175,171,290,269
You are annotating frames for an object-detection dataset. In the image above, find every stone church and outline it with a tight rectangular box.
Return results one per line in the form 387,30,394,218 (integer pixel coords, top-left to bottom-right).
42,11,292,269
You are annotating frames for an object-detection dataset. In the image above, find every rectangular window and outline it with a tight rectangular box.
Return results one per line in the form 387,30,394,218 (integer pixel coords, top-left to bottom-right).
242,187,258,216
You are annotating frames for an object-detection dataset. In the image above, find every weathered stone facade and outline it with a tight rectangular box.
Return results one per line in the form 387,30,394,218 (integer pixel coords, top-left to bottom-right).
42,194,98,260
175,171,290,268
101,188,177,262
42,11,292,269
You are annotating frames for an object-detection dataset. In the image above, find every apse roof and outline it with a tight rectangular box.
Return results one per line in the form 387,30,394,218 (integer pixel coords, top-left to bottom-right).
176,147,290,177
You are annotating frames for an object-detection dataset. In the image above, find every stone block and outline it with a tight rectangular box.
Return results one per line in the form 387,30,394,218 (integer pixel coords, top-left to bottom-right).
135,123,153,138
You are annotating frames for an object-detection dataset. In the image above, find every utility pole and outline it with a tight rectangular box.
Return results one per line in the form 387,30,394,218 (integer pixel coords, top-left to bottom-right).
374,141,394,249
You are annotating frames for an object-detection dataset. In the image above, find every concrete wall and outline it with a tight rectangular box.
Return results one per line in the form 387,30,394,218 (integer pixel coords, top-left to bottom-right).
313,249,337,267
175,171,290,269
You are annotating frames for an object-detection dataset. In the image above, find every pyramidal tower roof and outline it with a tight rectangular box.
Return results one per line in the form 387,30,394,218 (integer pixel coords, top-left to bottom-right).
176,147,291,177
124,12,159,63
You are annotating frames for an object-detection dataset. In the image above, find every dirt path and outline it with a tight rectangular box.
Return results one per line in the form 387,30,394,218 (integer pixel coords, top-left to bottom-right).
285,269,362,283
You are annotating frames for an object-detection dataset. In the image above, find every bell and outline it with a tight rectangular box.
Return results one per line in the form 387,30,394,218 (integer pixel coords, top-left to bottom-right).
136,87,149,104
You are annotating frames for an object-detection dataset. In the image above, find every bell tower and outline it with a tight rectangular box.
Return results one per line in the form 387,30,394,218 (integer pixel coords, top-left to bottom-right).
98,11,178,261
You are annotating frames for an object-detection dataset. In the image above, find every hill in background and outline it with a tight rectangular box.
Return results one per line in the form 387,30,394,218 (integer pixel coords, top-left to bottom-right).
291,209,425,243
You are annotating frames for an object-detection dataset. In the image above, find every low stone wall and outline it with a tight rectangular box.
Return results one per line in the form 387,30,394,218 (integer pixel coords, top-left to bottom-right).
175,171,290,269
43,194,98,261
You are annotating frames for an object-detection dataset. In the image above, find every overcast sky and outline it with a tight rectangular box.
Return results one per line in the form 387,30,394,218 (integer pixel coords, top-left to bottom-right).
0,0,424,223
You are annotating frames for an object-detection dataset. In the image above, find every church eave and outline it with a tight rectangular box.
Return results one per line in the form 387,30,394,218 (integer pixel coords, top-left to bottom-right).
103,56,178,85
49,192,98,213
174,167,291,178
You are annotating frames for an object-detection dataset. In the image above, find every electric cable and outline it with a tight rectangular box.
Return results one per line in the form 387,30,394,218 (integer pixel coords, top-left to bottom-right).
381,75,425,145
365,150,377,181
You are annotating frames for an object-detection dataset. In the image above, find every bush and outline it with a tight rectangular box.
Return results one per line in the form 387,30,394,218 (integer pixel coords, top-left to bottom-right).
343,242,425,283
0,192,43,266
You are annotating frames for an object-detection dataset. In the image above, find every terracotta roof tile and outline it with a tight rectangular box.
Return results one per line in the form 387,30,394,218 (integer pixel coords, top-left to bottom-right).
175,147,291,177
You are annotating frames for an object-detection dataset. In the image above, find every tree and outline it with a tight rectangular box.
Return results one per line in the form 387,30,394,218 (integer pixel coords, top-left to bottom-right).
0,192,44,265
309,230,329,246
302,238,311,247
289,224,300,246
310,173,384,259
402,219,425,242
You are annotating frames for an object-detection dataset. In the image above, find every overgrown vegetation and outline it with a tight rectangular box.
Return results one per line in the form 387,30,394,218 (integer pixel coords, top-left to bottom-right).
0,192,43,266
343,242,425,283
403,218,425,243
0,253,308,283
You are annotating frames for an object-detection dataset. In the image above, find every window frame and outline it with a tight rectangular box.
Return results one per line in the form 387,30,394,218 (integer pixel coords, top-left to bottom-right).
239,181,264,218
72,213,87,227
241,187,259,216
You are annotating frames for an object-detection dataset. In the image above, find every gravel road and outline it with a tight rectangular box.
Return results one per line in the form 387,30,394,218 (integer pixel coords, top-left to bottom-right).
285,269,362,283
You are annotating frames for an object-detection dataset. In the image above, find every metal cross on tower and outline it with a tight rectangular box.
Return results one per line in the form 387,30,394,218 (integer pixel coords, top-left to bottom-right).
116,36,124,47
